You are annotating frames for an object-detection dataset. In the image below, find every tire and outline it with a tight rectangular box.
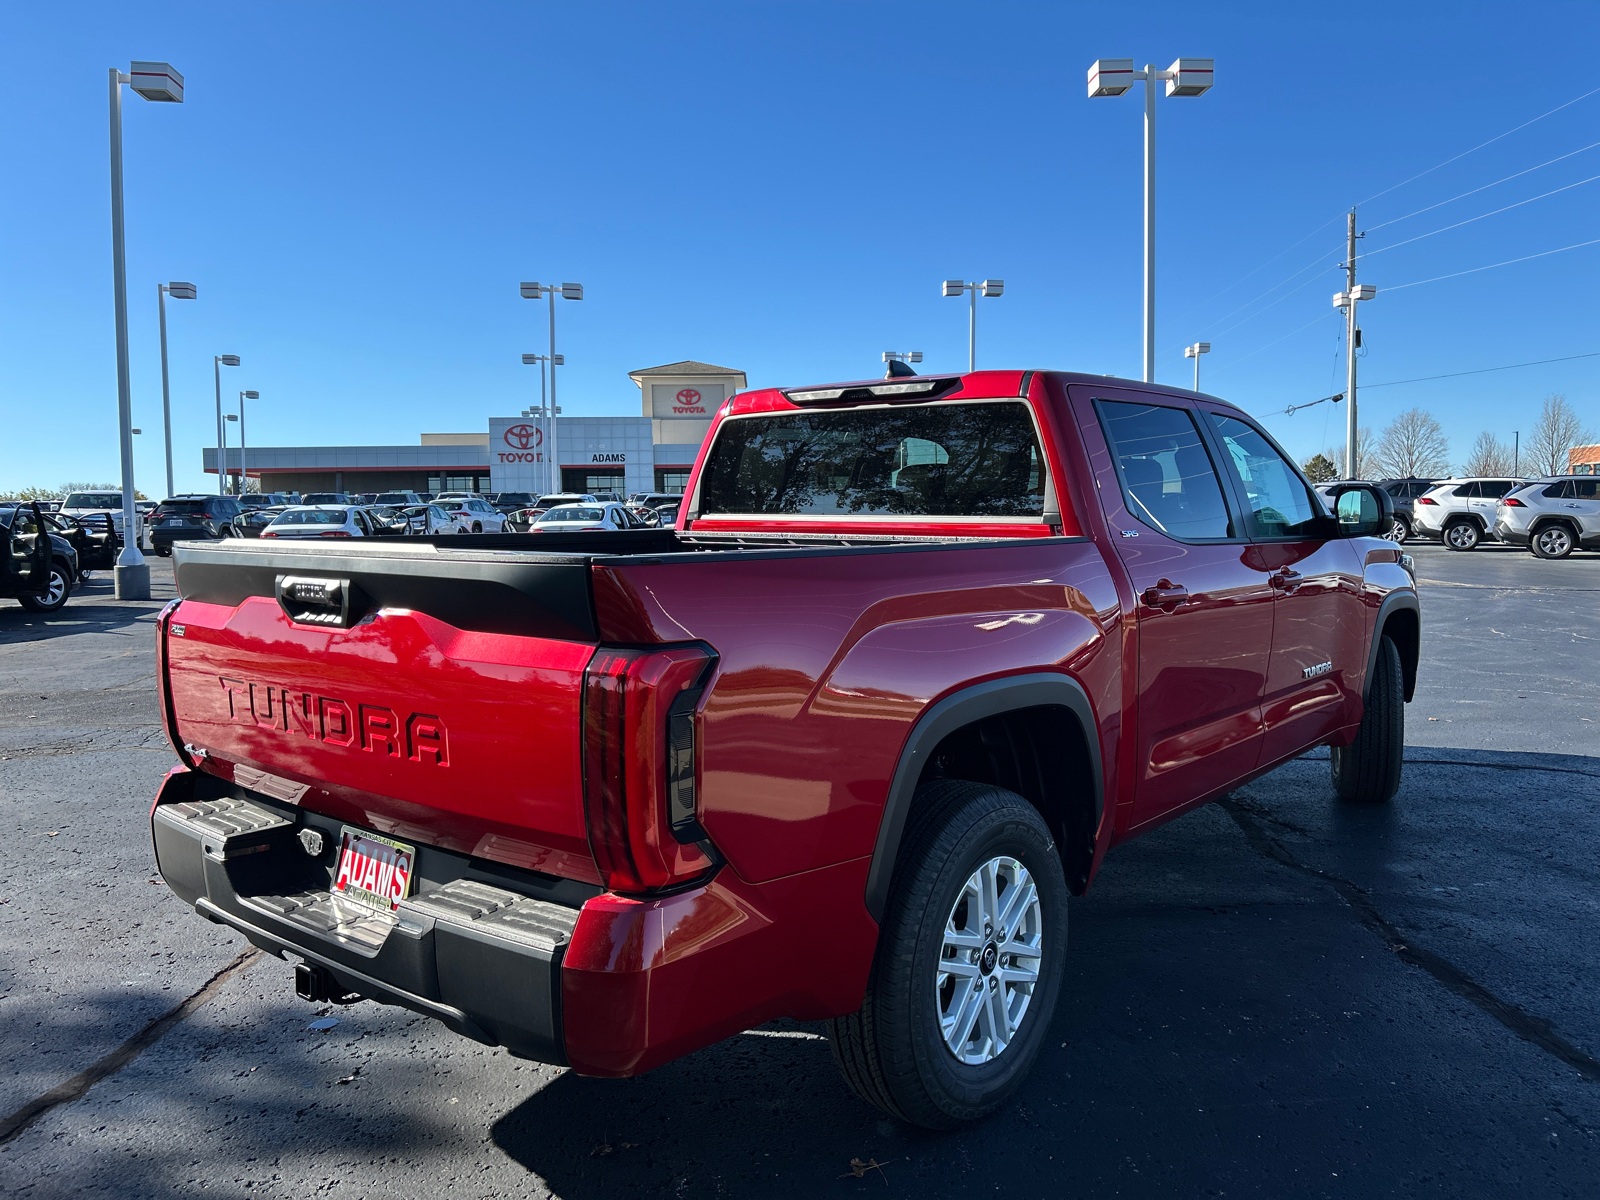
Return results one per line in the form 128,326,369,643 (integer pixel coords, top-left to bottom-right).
471,522,482,533
1331,636,1404,803
1442,521,1480,551
18,561,72,613
1384,516,1411,544
1530,524,1576,559
825,779,1068,1129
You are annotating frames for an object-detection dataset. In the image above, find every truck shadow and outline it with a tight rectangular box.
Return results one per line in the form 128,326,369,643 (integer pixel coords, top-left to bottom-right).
489,746,1600,1197
0,573,173,645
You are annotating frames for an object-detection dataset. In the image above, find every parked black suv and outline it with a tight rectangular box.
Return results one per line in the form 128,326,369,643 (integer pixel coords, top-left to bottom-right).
1373,477,1441,543
0,503,80,612
149,496,244,556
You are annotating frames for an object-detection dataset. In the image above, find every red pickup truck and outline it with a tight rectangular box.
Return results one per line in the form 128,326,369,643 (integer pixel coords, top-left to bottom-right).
150,369,1418,1128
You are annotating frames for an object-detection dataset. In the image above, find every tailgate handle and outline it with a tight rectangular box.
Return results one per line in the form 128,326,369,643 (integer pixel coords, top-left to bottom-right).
275,574,365,628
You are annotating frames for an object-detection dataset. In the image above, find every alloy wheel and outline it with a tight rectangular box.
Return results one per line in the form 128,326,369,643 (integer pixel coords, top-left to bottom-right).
1445,524,1478,550
1535,526,1574,558
936,855,1043,1065
45,568,66,606
1384,518,1408,543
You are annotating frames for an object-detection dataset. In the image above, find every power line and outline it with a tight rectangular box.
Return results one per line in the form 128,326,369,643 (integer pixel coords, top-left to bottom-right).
1199,247,1338,336
1208,310,1340,381
1365,139,1600,233
1352,83,1600,209
1362,351,1600,390
1385,237,1600,291
1361,173,1600,258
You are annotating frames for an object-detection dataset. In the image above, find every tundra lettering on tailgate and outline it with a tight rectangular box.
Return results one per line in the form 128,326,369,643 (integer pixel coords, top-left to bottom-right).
218,676,449,764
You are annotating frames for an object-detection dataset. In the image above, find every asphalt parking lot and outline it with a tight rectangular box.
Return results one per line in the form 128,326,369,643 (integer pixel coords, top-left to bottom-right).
1,544,1597,1198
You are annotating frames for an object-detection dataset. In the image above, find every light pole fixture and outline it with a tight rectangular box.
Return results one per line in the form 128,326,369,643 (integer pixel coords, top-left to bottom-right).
520,282,582,493
157,281,196,501
1088,56,1214,384
214,354,239,495
520,352,564,495
108,60,184,599
1183,341,1211,391
1332,284,1377,479
238,390,258,494
941,280,1003,372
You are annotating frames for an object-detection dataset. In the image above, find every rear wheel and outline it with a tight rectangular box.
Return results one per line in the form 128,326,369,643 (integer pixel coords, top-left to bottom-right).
826,780,1067,1129
1331,636,1404,803
1443,521,1480,551
471,522,482,533
1531,524,1576,559
1384,516,1411,544
18,561,72,613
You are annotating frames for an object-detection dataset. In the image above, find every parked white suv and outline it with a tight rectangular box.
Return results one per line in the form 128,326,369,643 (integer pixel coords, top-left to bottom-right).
1411,477,1525,550
1494,477,1600,559
436,496,508,533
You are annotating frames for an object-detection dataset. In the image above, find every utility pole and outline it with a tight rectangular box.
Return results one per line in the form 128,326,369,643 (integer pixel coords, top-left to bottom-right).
1344,210,1358,479
1334,210,1375,480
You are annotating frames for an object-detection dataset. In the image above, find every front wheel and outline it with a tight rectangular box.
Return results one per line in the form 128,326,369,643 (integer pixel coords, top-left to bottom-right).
826,779,1068,1129
18,562,72,613
1443,521,1481,551
1331,636,1404,803
1531,524,1576,559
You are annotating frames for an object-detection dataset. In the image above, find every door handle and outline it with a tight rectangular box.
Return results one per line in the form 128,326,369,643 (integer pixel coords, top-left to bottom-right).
1140,580,1189,611
1270,568,1303,591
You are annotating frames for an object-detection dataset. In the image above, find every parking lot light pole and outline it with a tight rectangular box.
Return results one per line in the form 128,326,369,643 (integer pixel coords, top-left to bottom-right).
157,281,196,501
238,390,258,494
941,281,1003,371
521,353,563,495
222,414,237,494
213,354,239,494
520,282,582,492
1088,57,1214,383
1183,341,1211,390
109,61,184,599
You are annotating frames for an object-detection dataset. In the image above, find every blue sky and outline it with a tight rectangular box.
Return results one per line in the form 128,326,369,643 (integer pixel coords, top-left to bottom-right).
3,1,1597,494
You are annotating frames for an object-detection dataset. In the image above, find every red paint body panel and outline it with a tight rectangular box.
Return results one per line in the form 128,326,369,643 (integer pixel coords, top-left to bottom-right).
165,597,602,883
152,369,1416,1082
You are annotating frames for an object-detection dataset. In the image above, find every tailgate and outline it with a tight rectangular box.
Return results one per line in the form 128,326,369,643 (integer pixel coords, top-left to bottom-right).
166,541,604,884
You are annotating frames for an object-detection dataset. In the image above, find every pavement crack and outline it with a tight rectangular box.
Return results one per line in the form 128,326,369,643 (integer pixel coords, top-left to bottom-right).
0,948,260,1146
1218,797,1600,1085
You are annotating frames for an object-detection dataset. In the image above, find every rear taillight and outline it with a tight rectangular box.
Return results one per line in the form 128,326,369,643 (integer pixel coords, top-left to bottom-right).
319,530,353,537
1502,497,1525,507
582,646,717,893
1416,496,1438,505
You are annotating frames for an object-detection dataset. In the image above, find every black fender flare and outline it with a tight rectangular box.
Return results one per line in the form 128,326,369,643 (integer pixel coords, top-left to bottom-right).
863,673,1103,923
1365,590,1420,703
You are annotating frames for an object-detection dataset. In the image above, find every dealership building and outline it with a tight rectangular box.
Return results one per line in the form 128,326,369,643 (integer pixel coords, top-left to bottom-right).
202,361,746,497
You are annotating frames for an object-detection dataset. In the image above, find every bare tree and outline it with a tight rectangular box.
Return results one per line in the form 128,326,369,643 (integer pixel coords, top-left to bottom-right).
1323,427,1376,478
1526,394,1595,476
1372,408,1451,478
1462,431,1514,477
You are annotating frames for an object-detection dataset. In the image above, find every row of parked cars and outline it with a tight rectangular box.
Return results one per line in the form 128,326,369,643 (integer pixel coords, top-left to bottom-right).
1313,475,1600,559
144,490,687,550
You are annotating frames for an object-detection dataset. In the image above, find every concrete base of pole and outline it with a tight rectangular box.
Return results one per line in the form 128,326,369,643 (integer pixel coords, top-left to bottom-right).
114,562,151,601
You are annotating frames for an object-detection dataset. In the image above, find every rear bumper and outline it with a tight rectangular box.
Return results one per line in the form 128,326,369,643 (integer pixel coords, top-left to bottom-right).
151,766,578,1064
1493,519,1530,546
152,527,222,548
150,765,878,1077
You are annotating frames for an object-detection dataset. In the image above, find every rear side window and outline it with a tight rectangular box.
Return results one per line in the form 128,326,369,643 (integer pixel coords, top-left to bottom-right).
1479,480,1516,499
1098,401,1234,540
698,401,1047,518
1452,483,1479,498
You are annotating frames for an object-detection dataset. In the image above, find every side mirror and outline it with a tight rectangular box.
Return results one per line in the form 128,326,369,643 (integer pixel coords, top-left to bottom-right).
1325,482,1393,538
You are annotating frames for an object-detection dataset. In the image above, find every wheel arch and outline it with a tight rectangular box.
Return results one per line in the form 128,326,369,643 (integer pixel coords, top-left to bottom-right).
1529,514,1580,537
864,674,1104,921
1368,591,1420,703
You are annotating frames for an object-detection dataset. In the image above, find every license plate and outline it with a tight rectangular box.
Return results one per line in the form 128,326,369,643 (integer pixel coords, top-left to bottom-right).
331,827,415,915
163,519,183,527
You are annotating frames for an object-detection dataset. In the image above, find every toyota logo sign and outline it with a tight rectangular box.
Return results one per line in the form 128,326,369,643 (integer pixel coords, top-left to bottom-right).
676,388,702,405
503,424,543,450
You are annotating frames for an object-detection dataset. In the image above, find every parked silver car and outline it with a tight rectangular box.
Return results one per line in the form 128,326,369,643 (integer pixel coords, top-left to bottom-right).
1411,476,1525,550
1494,476,1600,559
529,502,646,533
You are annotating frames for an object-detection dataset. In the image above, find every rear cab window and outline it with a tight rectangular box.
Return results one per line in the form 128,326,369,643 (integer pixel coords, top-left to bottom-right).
693,398,1054,534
